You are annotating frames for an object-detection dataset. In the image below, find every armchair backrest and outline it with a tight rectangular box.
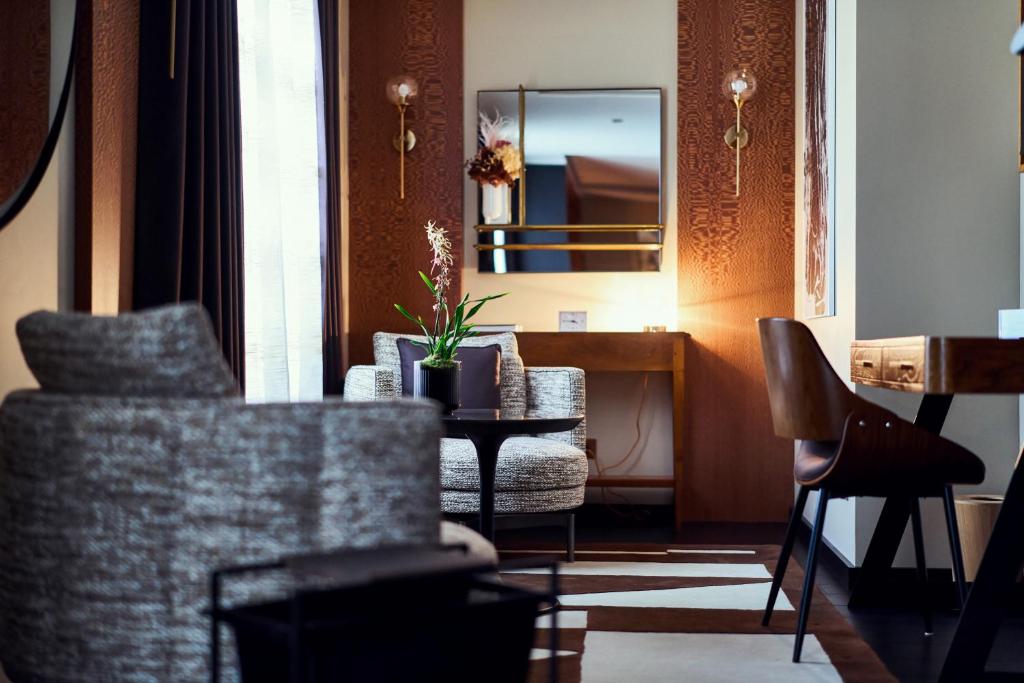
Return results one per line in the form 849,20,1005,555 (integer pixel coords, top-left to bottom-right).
372,331,526,414
16,303,239,398
758,317,861,441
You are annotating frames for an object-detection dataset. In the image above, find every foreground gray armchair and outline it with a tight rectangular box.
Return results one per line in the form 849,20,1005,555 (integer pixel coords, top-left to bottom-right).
0,305,446,681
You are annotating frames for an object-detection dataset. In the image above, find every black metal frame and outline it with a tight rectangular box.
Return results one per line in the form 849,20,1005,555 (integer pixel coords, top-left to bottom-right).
208,547,562,683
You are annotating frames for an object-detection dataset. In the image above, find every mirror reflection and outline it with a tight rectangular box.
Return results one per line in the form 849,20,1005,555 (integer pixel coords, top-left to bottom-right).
475,88,662,273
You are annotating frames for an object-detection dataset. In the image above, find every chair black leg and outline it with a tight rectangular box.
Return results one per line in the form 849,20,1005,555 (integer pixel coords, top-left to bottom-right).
909,497,933,635
763,486,810,626
794,489,829,663
565,512,575,563
942,485,968,607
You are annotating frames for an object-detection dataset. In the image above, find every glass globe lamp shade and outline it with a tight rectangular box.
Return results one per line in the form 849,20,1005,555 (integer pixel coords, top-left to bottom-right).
721,69,757,101
386,75,419,105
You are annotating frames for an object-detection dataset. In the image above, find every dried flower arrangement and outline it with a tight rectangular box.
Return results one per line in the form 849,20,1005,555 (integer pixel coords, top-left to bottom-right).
394,220,507,368
466,110,522,186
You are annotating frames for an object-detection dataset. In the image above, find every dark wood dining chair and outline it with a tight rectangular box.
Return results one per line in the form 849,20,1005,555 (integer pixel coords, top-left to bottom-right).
757,318,985,663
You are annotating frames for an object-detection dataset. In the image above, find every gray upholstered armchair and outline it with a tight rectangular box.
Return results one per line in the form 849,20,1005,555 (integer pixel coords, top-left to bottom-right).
0,305,451,681
344,332,588,557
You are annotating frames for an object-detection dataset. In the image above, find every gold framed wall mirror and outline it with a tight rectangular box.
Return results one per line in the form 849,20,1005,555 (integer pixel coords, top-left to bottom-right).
473,87,664,273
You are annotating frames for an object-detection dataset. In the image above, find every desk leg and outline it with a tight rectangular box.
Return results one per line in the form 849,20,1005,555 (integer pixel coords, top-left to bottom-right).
468,433,506,543
672,336,686,533
939,456,1024,681
850,394,953,607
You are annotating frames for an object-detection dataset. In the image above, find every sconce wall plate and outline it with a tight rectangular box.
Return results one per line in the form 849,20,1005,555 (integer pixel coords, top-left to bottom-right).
723,125,749,150
392,129,416,152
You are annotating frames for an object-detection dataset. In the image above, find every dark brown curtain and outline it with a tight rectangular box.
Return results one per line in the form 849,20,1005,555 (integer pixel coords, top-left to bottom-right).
318,0,344,394
133,0,245,384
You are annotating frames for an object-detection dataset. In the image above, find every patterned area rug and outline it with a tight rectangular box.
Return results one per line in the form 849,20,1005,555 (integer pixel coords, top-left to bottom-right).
500,544,896,682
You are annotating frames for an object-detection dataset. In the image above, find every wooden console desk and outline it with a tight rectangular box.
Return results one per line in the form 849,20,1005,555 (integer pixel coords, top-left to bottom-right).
849,335,1024,681
516,332,688,531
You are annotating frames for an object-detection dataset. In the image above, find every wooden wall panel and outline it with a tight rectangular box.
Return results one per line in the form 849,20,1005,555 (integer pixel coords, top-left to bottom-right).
677,0,795,521
0,3,49,204
347,0,463,365
74,0,139,313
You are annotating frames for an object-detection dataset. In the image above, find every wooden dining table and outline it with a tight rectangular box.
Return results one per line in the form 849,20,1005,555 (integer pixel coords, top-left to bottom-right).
848,335,1024,681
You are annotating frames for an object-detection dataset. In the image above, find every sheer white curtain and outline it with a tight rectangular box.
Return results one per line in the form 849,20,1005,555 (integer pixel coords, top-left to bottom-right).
238,0,323,402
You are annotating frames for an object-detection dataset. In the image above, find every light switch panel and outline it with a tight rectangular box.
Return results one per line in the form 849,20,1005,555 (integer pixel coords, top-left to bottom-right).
999,309,1024,339
559,311,587,332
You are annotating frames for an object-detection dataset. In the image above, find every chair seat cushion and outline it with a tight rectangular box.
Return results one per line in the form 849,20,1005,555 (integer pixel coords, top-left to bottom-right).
440,521,497,564
441,436,588,492
442,487,584,514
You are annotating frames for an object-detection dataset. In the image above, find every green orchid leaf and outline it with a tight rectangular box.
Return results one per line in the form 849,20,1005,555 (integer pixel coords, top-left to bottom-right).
418,271,437,295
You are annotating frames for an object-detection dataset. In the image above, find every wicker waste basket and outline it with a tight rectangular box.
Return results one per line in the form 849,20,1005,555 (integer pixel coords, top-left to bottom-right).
955,494,1006,582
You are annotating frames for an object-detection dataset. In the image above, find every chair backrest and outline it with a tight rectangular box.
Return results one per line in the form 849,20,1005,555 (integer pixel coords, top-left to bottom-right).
757,317,860,441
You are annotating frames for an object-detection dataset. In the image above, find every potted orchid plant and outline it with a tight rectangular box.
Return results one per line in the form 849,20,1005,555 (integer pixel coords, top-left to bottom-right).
394,220,507,412
466,110,521,224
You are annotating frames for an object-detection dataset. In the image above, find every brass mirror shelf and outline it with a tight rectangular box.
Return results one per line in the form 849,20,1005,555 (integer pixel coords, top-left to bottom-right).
475,224,663,232
475,86,664,273
476,243,662,252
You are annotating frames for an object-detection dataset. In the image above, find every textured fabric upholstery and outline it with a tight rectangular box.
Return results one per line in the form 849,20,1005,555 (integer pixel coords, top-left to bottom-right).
440,436,587,514
524,367,586,450
442,488,586,514
0,305,449,681
0,393,442,681
441,437,587,492
373,332,526,414
440,521,498,564
343,364,399,401
16,303,239,398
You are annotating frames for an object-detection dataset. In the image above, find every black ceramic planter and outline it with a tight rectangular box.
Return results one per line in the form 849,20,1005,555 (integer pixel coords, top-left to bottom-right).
413,360,461,413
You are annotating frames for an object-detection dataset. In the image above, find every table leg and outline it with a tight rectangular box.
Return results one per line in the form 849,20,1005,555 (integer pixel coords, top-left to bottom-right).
850,394,953,607
467,433,506,542
939,456,1024,681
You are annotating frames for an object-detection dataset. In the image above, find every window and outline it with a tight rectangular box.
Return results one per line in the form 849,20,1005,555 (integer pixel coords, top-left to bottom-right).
237,0,324,402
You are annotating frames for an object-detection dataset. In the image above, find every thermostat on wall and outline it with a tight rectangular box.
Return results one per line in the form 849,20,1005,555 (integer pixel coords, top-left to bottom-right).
559,311,587,332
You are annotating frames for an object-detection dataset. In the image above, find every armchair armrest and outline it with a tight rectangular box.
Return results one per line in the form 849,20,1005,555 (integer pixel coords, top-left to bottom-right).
344,365,398,401
524,366,586,450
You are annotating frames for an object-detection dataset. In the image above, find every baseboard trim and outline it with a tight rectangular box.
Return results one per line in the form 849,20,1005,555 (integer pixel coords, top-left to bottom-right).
796,518,1024,611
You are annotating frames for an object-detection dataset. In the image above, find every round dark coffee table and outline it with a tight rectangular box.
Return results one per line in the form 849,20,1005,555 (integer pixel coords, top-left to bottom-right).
440,409,584,542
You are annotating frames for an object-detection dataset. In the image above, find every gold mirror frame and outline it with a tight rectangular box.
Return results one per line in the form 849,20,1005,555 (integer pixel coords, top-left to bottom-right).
473,85,664,255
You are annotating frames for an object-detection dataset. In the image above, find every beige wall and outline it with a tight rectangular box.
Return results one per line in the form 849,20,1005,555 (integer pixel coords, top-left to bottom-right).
796,0,1020,566
461,0,678,331
462,0,678,500
0,112,73,398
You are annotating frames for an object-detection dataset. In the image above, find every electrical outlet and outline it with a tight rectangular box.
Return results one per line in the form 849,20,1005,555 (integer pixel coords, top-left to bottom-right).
559,311,587,332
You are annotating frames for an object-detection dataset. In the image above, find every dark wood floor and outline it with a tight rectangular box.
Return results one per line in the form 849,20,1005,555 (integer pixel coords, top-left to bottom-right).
496,504,1024,682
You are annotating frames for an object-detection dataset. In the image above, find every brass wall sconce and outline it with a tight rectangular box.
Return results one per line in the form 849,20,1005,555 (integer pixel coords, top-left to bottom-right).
386,74,418,199
722,68,757,196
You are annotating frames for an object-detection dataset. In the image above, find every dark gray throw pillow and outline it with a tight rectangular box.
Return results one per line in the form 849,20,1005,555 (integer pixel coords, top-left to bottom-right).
396,338,501,409
16,303,239,398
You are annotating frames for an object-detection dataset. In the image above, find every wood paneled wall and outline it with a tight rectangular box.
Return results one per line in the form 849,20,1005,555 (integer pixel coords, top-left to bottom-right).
677,0,795,521
347,0,464,365
0,3,48,204
74,0,139,314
